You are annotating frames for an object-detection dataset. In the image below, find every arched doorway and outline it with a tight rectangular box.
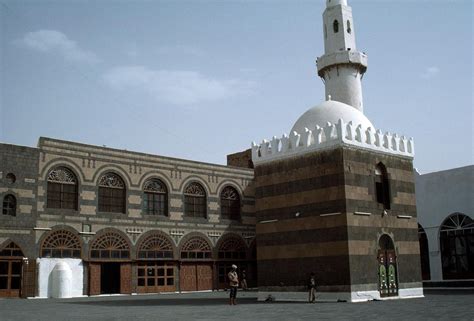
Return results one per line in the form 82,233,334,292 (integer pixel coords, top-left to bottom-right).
216,235,247,289
418,224,431,280
0,242,24,297
179,236,213,292
136,232,176,293
89,231,131,295
377,234,398,297
440,213,474,279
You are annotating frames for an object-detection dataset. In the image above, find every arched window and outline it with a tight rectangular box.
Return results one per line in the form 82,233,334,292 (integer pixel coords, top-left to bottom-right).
333,19,339,33
324,24,327,39
90,231,130,259
218,237,246,260
180,237,211,259
220,186,241,220
418,224,431,280
440,213,474,279
0,242,24,257
47,167,78,210
98,173,126,213
0,242,24,295
143,179,168,216
40,230,81,258
184,182,206,218
137,233,173,259
2,195,16,216
375,163,390,210
347,20,351,34
5,173,16,184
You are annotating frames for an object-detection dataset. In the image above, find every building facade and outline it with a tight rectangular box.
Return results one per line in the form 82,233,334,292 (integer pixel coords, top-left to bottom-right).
416,166,474,287
251,0,422,302
0,138,256,298
3,0,468,302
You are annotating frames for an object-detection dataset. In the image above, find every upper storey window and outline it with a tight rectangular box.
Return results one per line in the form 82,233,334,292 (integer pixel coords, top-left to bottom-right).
5,173,16,184
98,173,126,213
347,20,351,34
375,163,390,210
143,179,168,216
220,186,241,220
184,182,206,218
2,195,16,216
333,19,339,33
47,167,78,210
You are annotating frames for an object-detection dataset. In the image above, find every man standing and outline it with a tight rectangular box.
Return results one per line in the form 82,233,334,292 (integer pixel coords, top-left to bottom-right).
228,264,239,305
308,272,316,303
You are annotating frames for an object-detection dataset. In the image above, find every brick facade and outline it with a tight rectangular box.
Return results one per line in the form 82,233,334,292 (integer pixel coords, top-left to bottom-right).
0,138,256,297
254,146,422,300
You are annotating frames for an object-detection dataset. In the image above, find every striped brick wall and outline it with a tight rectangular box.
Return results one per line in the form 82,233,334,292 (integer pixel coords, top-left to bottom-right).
255,146,422,294
255,148,351,291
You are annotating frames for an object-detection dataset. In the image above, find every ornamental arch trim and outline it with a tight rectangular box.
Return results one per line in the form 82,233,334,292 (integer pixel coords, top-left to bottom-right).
215,234,247,260
40,229,82,258
40,159,86,184
178,232,213,260
215,180,243,199
138,172,174,193
89,228,131,260
47,166,78,185
91,165,132,189
136,231,176,260
439,212,474,233
0,241,24,258
178,176,211,196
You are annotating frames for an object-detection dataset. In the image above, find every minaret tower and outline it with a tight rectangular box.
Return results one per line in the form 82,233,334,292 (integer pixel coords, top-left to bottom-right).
317,0,367,112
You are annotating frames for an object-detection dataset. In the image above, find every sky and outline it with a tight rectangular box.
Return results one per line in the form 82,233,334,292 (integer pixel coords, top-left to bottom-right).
0,0,472,174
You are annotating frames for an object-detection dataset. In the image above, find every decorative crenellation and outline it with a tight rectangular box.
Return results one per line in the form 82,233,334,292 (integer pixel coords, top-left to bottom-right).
251,119,414,165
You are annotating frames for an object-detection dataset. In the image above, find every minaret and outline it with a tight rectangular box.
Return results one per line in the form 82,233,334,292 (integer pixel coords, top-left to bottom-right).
317,0,368,112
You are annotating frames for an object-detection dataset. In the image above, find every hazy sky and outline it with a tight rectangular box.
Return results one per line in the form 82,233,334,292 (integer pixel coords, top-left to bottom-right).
1,0,472,173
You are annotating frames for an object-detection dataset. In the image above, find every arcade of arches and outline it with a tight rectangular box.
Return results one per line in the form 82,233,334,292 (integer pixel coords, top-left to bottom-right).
418,213,474,281
1,229,256,297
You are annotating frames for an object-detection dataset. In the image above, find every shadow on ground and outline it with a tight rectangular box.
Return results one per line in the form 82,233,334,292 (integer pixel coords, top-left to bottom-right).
62,297,262,307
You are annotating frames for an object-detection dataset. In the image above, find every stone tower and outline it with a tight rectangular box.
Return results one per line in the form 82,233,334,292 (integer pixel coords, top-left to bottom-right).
317,0,367,111
251,0,423,302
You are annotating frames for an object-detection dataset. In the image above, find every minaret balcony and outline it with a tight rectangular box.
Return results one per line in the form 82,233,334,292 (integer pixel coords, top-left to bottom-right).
317,50,367,77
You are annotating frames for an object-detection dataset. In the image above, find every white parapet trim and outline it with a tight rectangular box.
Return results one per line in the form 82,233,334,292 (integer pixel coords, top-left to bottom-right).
251,119,414,165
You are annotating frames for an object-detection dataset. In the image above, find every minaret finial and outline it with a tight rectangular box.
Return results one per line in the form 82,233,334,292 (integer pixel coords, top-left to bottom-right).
317,0,367,112
326,0,347,8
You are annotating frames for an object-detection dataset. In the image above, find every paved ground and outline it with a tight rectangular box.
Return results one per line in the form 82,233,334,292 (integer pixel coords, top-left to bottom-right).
0,290,473,321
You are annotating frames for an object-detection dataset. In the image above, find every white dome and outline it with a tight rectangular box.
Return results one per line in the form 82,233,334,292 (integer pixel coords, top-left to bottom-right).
291,100,374,134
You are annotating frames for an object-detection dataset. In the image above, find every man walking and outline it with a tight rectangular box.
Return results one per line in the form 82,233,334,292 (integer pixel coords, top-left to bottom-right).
228,264,239,305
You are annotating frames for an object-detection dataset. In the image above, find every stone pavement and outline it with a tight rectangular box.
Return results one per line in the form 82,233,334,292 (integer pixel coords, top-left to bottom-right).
0,290,473,321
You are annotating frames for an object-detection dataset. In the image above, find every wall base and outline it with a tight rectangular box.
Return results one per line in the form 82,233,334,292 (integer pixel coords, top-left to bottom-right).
258,287,424,303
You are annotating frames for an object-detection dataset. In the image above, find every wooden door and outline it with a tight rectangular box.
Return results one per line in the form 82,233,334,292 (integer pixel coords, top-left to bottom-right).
89,263,101,295
0,260,21,297
120,263,131,294
378,249,398,297
180,264,197,291
196,264,212,291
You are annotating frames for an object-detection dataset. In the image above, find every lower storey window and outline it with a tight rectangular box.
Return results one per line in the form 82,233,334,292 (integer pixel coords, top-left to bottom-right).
137,262,175,293
0,260,21,291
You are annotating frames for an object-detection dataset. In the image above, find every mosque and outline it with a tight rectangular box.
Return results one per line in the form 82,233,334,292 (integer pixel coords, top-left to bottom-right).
0,0,471,301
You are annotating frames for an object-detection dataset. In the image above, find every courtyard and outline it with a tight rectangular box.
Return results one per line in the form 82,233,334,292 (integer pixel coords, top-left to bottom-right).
0,290,472,321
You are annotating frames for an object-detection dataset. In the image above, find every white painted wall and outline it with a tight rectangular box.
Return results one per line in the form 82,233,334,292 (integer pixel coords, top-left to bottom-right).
415,165,474,281
37,258,84,298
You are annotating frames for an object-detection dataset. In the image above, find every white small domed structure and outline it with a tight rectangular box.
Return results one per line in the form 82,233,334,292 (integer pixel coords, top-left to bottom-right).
51,261,73,298
290,100,374,134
